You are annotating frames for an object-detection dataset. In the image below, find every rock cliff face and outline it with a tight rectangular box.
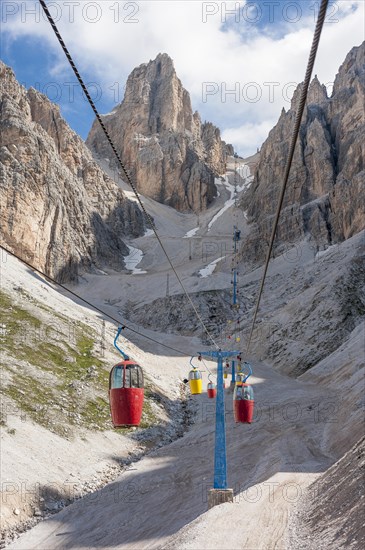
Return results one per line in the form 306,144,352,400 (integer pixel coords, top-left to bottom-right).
87,53,229,211
0,63,144,282
242,42,365,264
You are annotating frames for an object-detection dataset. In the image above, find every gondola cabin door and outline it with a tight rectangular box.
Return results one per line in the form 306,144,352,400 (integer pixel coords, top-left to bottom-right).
109,360,144,427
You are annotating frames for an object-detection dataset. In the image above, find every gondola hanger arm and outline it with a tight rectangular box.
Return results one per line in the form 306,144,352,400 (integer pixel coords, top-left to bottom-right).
114,326,130,360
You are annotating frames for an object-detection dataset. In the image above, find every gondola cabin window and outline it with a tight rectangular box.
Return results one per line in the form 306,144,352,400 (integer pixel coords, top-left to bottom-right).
111,365,123,389
244,385,254,400
110,363,144,389
127,364,144,388
235,384,254,400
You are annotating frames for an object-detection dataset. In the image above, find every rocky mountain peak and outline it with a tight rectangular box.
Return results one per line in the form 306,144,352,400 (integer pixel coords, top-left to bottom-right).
290,76,328,112
87,54,231,212
332,43,364,95
121,52,193,135
307,75,328,105
242,41,365,265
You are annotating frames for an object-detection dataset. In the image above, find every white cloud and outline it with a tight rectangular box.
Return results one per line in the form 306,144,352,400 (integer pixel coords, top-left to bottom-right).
222,120,276,157
2,0,364,156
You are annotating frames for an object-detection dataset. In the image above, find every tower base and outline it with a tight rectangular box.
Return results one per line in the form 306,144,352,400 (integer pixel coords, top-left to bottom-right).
208,488,234,509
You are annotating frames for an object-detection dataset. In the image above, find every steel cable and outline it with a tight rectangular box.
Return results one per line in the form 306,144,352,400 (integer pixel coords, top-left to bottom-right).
246,0,329,354
38,0,219,350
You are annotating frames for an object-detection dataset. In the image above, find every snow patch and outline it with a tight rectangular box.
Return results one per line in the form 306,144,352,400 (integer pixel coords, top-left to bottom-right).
125,246,147,274
134,133,154,144
236,163,253,182
198,257,225,278
122,189,140,203
208,176,235,231
214,177,224,186
208,165,253,231
183,227,199,239
315,245,336,259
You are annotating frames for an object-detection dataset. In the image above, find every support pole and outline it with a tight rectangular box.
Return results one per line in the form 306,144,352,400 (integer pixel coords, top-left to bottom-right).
166,273,170,297
232,226,238,305
199,349,238,508
233,269,237,305
214,354,227,489
230,359,236,389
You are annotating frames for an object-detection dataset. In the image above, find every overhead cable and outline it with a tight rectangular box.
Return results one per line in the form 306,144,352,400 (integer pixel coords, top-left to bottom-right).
38,0,219,350
246,0,329,354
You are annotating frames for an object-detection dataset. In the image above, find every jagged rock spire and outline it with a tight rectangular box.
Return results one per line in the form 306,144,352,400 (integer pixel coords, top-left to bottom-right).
87,54,230,212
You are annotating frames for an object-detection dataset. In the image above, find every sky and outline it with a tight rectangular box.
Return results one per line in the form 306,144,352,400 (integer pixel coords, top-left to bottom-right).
1,0,364,157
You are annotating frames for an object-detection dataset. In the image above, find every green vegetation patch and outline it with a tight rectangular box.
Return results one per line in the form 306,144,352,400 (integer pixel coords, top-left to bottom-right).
0,289,174,438
0,290,112,435
80,397,111,430
2,369,60,432
0,291,42,336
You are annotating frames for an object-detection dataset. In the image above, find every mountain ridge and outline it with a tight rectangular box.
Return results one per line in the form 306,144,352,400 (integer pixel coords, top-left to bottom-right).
241,41,365,265
0,62,145,282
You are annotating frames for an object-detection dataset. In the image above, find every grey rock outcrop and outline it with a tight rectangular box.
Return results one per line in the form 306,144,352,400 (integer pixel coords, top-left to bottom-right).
87,53,230,212
126,288,253,339
291,436,365,549
242,42,365,264
0,62,144,282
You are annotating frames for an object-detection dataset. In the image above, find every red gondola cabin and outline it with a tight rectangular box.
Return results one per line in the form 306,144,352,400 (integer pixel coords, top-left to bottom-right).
207,381,217,399
109,360,144,427
233,382,254,423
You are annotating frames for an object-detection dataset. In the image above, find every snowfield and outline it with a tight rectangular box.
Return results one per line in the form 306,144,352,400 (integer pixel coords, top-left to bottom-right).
124,245,147,274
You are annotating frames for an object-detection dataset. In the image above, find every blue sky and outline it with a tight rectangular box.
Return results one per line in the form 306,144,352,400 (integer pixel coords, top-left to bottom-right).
1,1,364,156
